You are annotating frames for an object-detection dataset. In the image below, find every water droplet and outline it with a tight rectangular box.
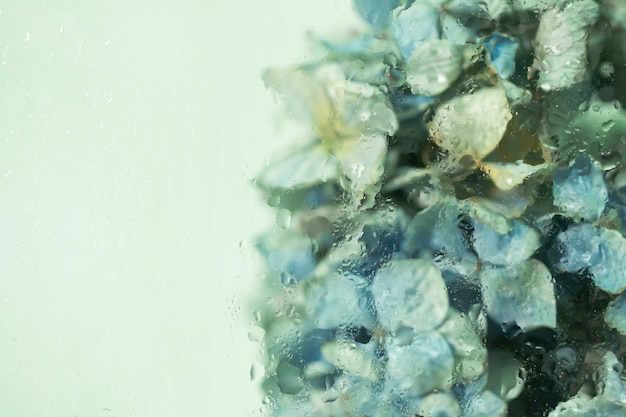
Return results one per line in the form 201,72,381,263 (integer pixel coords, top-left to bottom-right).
248,326,265,342
250,362,264,381
276,209,291,229
501,321,523,339
601,120,616,132
280,271,296,286
598,61,615,78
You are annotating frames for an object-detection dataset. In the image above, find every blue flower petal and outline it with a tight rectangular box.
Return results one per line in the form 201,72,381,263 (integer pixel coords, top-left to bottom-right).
257,230,316,284
472,218,541,266
308,273,376,330
556,224,626,294
389,3,441,60
402,200,471,260
485,32,519,79
371,259,449,333
385,331,454,397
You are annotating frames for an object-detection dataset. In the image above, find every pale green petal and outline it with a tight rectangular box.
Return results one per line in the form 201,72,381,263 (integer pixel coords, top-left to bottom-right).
511,0,566,12
405,39,463,96
438,309,487,384
441,13,478,44
383,168,453,208
415,392,461,417
595,351,626,404
429,87,512,160
276,360,305,394
481,260,557,331
322,71,399,137
263,67,334,138
482,161,548,191
256,144,340,191
337,133,388,208
548,395,626,417
321,340,378,381
605,292,626,335
486,349,526,401
463,200,512,234
533,1,600,91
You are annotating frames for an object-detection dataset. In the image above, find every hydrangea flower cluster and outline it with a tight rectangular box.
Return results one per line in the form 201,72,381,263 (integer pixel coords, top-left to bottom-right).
251,0,626,416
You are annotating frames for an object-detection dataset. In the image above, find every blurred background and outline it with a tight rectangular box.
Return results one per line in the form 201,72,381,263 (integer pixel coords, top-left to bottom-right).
0,0,360,416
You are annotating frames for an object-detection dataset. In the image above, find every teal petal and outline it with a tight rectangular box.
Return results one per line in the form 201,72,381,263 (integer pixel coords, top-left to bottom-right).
462,389,507,417
353,0,399,30
557,225,626,294
472,218,541,266
307,273,376,330
385,331,454,397
371,259,449,333
403,200,472,261
553,153,608,221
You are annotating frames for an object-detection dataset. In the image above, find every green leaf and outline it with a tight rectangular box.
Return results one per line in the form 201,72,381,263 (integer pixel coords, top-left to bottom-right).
554,94,626,164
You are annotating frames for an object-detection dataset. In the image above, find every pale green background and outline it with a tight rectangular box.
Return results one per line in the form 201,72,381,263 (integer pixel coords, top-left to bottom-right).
0,1,363,416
